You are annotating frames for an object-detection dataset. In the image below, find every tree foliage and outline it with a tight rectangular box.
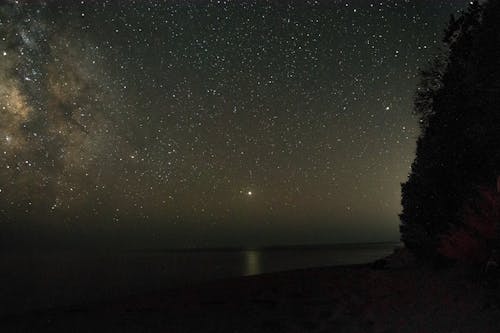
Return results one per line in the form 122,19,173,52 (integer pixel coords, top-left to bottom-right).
400,0,500,259
438,187,498,263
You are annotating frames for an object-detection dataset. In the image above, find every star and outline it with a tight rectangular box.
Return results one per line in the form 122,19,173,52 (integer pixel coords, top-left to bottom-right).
0,0,471,246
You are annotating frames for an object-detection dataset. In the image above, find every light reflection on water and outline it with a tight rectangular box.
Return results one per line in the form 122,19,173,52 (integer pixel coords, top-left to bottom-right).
243,250,261,276
1,243,400,315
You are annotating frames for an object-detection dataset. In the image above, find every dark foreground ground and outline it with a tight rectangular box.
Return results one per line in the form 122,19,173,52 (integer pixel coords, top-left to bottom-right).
2,249,500,333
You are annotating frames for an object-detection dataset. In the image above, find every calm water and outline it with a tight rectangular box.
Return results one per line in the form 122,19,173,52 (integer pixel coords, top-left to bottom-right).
1,242,399,316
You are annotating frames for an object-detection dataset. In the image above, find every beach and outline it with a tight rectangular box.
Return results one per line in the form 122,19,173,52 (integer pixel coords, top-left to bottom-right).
3,249,500,332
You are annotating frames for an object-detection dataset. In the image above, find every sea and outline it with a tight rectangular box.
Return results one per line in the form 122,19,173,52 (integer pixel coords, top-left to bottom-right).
0,242,400,316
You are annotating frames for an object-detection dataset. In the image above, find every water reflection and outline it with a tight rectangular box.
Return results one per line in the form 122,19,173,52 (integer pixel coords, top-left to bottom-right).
243,250,261,276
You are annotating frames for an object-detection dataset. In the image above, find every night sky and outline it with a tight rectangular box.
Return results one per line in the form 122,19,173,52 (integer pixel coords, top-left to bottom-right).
0,0,470,248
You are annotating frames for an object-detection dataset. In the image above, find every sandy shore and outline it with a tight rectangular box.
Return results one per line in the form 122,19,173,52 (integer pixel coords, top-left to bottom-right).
2,251,500,332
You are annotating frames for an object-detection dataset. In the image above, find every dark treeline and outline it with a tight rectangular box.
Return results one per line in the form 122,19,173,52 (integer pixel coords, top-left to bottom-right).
401,0,500,259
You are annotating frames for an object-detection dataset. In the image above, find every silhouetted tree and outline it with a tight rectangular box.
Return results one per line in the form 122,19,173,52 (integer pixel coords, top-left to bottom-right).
400,0,500,259
438,187,499,263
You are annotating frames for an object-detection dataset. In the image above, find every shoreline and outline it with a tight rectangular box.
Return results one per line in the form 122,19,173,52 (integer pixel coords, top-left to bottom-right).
0,250,500,333
3,249,500,332
0,244,397,318
0,262,372,320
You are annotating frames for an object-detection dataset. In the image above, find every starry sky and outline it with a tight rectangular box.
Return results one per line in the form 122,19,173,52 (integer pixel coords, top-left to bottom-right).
0,0,470,249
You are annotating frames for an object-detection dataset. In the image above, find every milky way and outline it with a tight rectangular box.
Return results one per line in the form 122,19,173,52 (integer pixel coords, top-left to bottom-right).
0,1,470,247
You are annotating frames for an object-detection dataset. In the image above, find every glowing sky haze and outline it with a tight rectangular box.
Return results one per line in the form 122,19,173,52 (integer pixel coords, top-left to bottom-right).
0,0,470,248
